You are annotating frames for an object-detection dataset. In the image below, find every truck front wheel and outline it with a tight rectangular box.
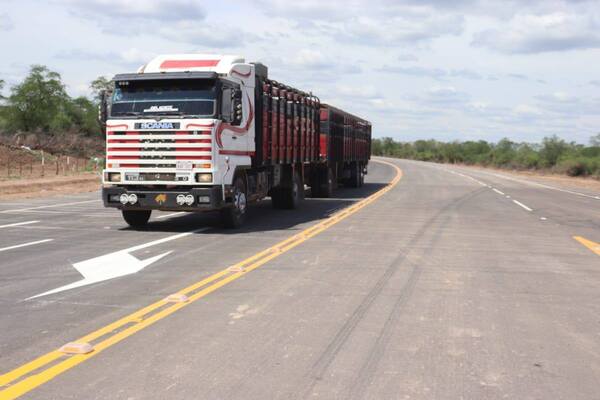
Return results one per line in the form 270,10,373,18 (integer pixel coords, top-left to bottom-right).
220,176,247,228
122,209,151,228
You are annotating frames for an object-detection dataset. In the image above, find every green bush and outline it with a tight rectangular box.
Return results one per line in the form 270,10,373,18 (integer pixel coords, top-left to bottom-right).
372,135,600,180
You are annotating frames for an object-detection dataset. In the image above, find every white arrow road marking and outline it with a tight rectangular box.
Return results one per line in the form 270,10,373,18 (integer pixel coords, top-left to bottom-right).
27,227,208,300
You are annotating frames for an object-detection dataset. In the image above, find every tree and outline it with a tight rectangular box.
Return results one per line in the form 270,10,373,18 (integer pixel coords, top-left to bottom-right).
5,65,71,132
90,76,112,102
0,79,5,99
539,135,569,167
590,133,600,147
66,96,100,136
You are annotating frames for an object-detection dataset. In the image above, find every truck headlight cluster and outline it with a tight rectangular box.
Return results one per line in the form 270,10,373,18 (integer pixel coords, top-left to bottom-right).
195,173,212,183
105,172,121,182
119,193,138,205
176,194,195,206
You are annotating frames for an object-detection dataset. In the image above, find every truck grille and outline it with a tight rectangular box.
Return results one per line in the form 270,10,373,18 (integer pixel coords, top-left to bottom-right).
106,129,212,168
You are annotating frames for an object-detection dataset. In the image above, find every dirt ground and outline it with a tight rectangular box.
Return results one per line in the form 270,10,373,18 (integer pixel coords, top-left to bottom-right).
0,173,101,200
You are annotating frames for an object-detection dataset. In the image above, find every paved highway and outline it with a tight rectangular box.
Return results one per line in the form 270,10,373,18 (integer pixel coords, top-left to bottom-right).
1,158,599,399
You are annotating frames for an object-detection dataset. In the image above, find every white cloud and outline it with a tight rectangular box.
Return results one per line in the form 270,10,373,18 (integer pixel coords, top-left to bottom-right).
0,13,14,31
473,12,600,53
61,0,205,21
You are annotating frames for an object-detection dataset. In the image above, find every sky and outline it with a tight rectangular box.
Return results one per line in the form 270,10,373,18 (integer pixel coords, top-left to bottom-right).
0,0,599,143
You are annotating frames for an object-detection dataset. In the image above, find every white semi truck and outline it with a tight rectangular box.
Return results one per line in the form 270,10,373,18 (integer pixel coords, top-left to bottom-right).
100,54,371,228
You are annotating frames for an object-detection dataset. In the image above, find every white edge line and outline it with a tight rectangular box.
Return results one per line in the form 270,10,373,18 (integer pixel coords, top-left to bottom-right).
492,188,505,195
513,199,533,212
156,212,186,219
0,239,54,252
0,199,100,213
0,220,40,229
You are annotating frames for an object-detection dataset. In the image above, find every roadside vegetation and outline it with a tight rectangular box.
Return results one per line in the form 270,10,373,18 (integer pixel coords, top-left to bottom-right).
0,65,110,158
372,136,600,179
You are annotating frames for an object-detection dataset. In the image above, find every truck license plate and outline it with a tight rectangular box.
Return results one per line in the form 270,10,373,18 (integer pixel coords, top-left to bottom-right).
125,172,141,181
176,160,193,171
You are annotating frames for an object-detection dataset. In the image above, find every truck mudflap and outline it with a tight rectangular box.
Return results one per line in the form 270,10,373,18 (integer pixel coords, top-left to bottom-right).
102,186,226,211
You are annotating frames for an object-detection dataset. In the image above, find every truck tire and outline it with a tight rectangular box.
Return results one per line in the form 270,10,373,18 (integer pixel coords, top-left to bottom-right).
220,176,247,228
348,162,360,188
122,209,151,228
319,167,334,198
359,163,365,187
274,171,303,209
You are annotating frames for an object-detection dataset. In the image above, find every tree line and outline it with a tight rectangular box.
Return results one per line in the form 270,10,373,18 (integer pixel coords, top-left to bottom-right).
0,65,110,137
372,136,600,178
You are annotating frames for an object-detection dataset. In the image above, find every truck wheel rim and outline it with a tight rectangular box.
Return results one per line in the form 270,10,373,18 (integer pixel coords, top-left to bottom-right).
235,190,247,214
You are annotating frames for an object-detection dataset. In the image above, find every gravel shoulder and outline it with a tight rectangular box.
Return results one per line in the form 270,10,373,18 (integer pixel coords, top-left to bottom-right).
0,173,101,200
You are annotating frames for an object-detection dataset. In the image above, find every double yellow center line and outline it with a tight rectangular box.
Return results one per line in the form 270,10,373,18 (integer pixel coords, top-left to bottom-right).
0,160,402,400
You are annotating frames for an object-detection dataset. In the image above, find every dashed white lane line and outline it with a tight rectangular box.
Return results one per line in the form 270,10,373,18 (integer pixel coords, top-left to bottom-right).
0,239,54,253
0,220,40,229
473,170,600,200
156,212,186,219
0,199,100,213
512,200,533,212
443,166,536,212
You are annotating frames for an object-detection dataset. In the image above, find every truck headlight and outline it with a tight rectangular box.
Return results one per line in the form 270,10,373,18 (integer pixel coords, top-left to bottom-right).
106,172,121,182
196,173,212,183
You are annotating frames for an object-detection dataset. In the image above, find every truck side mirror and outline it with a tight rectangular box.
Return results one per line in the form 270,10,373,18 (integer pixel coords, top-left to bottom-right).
222,88,233,123
98,90,112,128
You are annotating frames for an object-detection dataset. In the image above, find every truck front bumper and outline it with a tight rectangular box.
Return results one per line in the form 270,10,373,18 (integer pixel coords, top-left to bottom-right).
102,186,226,211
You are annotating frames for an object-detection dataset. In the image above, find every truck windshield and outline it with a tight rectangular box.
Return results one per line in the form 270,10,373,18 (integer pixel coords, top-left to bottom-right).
110,79,217,118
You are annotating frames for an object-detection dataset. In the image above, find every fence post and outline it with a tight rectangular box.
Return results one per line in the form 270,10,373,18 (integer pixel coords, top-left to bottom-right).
56,157,59,175
19,161,22,177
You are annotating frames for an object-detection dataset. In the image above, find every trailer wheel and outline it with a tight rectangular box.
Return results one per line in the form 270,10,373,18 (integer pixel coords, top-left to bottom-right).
122,210,151,228
319,167,334,198
274,171,304,209
220,176,247,228
359,163,365,187
348,162,361,188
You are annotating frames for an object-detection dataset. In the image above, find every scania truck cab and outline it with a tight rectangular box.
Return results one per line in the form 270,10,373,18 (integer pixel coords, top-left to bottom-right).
101,55,261,227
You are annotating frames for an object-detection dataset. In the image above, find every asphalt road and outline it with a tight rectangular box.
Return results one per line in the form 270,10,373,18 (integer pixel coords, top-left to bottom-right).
1,158,599,399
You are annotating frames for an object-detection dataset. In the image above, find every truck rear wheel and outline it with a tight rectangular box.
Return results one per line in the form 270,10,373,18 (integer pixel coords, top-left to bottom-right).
348,162,361,188
221,176,247,228
273,171,303,209
122,210,151,228
319,167,334,198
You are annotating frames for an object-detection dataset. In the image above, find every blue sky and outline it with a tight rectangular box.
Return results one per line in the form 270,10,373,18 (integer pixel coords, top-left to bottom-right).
1,0,599,143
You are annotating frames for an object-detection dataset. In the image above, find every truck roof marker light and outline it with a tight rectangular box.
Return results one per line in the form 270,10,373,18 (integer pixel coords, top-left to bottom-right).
160,59,220,69
59,342,94,355
165,293,189,303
